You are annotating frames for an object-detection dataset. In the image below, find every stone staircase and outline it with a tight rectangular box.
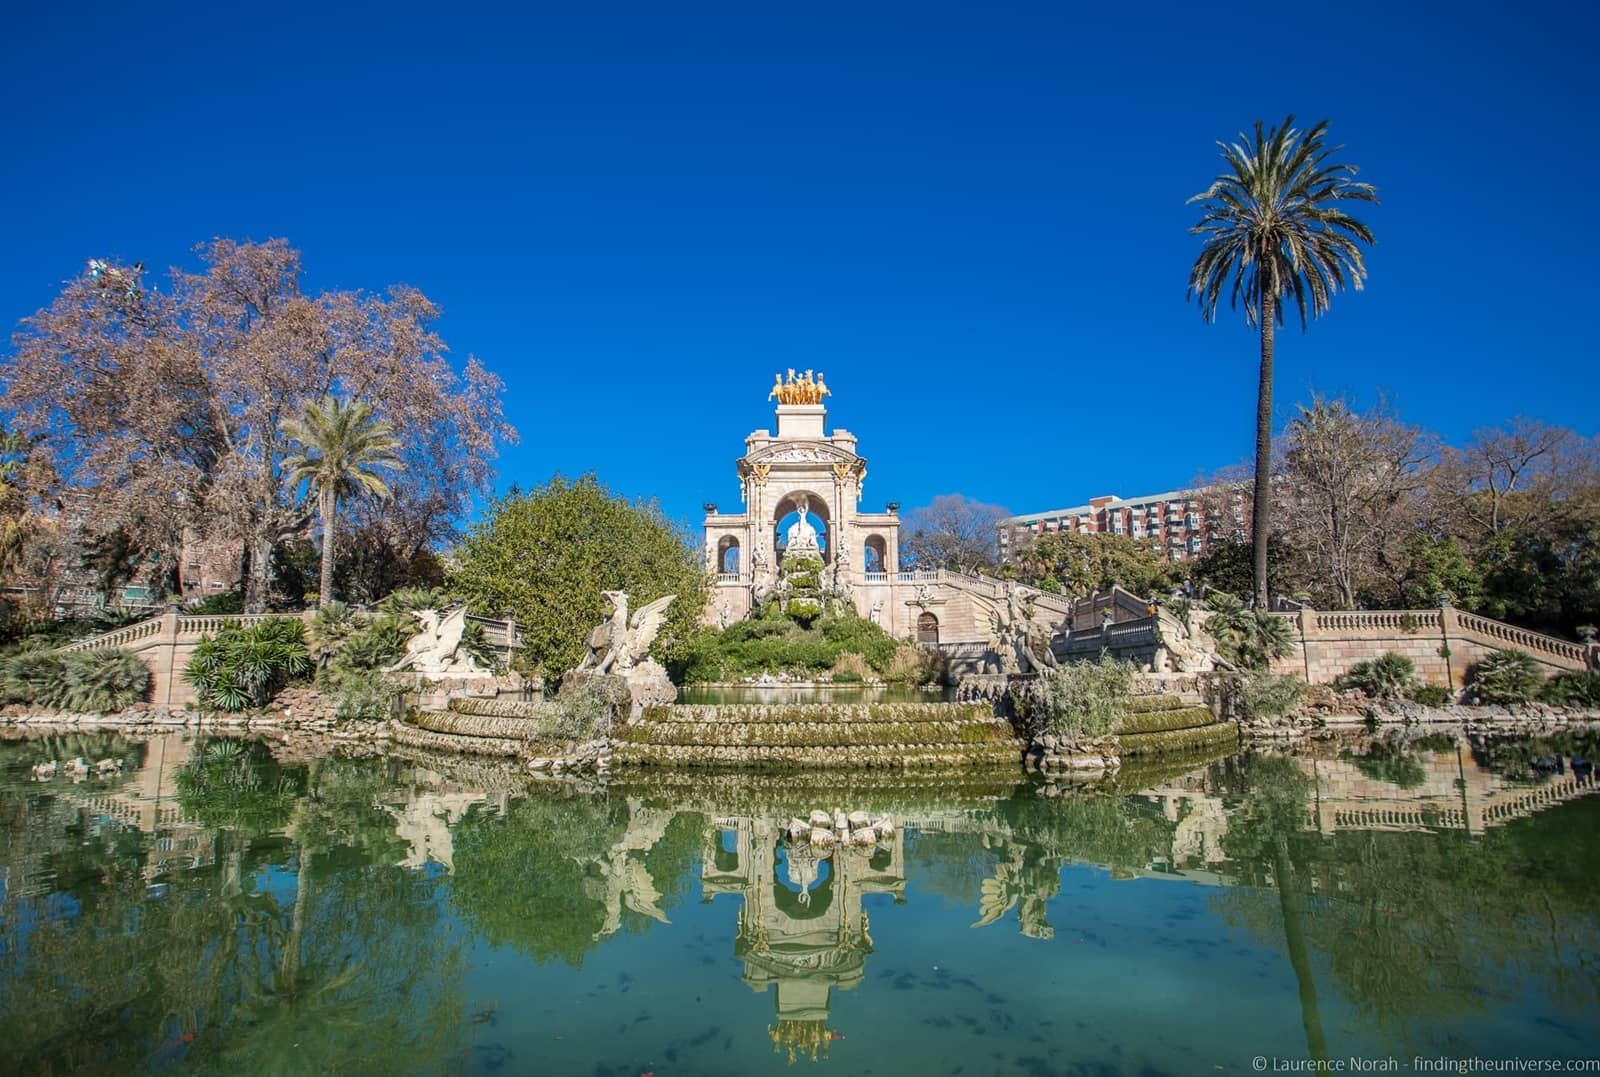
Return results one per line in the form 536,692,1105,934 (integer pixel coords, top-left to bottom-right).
1114,695,1238,758
611,701,1025,769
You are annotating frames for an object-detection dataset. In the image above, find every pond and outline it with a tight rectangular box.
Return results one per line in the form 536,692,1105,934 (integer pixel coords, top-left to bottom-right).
1,728,1597,1075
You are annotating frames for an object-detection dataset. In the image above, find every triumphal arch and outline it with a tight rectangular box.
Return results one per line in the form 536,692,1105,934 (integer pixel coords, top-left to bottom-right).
701,372,985,644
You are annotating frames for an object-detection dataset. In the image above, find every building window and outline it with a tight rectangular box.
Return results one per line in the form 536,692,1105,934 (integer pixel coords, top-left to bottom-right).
916,612,940,645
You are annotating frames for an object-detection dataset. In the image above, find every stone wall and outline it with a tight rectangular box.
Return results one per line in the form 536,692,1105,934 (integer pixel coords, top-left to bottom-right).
1266,607,1596,689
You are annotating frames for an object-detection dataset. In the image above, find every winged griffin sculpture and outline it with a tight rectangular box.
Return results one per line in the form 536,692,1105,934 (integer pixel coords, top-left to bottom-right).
578,590,677,674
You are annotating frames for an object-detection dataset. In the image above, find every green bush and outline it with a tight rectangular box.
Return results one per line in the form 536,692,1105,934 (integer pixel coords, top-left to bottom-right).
183,618,312,711
552,676,628,739
0,648,150,712
190,590,245,615
1539,670,1600,708
1024,654,1133,740
1409,683,1455,708
1469,650,1543,705
376,587,450,615
1338,652,1417,699
672,614,907,682
1203,593,1297,670
329,668,397,722
1239,670,1307,718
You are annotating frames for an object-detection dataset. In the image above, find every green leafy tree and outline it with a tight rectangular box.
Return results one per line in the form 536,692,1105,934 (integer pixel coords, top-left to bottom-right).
281,397,404,608
1188,117,1378,608
450,475,708,676
1382,533,1483,610
1012,531,1179,599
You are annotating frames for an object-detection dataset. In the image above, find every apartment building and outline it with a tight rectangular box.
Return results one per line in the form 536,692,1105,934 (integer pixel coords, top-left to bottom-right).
1000,486,1247,563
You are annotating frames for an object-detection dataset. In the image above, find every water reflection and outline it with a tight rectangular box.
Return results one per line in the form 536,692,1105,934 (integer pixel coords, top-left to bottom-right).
0,728,1596,1073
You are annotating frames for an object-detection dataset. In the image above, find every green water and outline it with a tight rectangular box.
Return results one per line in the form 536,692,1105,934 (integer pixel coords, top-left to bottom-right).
1,730,1597,1075
677,683,956,705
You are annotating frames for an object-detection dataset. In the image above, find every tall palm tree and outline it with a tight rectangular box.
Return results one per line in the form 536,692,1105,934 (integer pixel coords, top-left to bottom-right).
281,397,403,607
1188,116,1377,608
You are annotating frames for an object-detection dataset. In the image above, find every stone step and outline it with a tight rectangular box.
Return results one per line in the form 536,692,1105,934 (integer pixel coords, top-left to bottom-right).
642,702,994,724
1118,694,1188,715
1115,705,1217,735
615,718,1015,748
611,740,1025,769
446,697,559,720
410,709,555,739
1118,720,1239,758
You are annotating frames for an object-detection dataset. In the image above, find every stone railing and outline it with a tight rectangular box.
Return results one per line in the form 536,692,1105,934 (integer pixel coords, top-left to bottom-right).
1305,609,1442,635
861,571,890,584
58,616,165,653
1451,609,1589,664
716,572,743,585
175,612,282,637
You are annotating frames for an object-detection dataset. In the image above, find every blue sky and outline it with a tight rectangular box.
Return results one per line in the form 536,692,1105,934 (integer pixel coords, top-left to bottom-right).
3,2,1596,530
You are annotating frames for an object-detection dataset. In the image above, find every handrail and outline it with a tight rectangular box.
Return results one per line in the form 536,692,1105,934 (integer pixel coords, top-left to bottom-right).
56,616,165,653
1452,609,1586,662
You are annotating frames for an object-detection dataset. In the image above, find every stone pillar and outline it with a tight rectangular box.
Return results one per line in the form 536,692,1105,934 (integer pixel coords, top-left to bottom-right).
157,605,182,711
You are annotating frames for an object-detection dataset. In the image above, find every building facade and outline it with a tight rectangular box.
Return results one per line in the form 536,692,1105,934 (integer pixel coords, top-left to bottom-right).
1001,486,1247,563
702,374,996,645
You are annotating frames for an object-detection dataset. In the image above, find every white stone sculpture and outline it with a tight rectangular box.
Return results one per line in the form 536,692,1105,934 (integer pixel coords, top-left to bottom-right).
387,608,486,676
578,590,677,674
785,496,821,554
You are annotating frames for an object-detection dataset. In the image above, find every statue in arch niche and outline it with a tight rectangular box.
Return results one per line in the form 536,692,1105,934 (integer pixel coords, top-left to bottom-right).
785,496,822,555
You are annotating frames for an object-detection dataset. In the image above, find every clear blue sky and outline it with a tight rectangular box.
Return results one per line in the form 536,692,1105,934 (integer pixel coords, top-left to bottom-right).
4,2,1596,530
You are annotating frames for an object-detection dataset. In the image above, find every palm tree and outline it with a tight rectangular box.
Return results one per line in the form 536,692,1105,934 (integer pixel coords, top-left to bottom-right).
1188,116,1377,608
281,397,403,607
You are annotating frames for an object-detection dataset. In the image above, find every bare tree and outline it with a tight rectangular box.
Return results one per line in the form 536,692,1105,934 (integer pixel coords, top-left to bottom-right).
5,240,515,611
901,494,1009,574
1276,396,1433,609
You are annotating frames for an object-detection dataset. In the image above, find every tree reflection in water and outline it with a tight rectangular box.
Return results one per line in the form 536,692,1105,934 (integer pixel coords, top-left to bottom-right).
0,730,1598,1072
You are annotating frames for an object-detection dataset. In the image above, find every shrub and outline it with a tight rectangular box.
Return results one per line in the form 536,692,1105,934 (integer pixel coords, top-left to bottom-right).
190,590,245,615
1338,652,1417,699
377,587,451,615
551,676,628,739
1539,670,1600,708
828,653,872,682
1469,650,1543,705
183,618,312,712
1408,683,1454,708
1025,654,1133,739
0,648,150,712
883,644,938,685
56,650,151,712
328,668,397,722
1239,670,1307,718
1203,594,1297,670
335,615,410,673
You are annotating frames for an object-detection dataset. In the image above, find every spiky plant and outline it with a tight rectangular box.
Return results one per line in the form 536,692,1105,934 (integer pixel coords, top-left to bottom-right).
1188,117,1378,608
1204,593,1298,669
1338,652,1417,699
281,397,403,608
1470,650,1543,705
183,619,312,712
